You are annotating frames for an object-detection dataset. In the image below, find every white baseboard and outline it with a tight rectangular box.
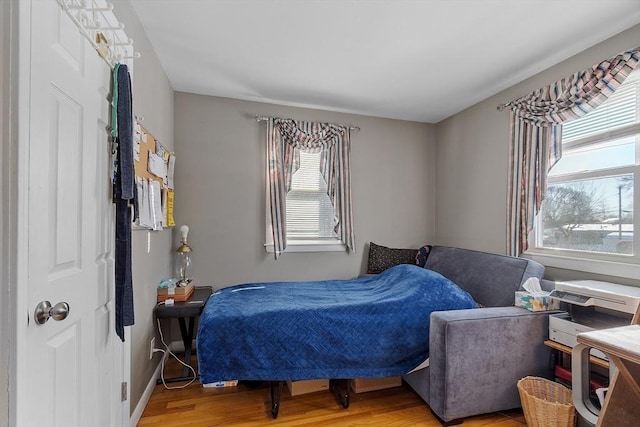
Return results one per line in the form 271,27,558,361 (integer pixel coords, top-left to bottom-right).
130,352,167,427
129,339,194,426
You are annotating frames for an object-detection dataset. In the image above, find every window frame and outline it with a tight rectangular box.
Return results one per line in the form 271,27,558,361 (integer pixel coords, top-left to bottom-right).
264,151,346,254
526,104,640,280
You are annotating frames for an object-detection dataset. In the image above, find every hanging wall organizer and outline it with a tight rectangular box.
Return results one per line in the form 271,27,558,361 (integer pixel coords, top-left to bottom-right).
57,0,140,68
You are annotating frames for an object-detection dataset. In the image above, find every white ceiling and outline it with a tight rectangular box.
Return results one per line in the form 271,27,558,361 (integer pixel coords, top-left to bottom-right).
130,0,640,123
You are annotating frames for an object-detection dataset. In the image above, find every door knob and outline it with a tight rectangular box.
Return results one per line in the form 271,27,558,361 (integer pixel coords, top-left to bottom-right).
34,301,70,325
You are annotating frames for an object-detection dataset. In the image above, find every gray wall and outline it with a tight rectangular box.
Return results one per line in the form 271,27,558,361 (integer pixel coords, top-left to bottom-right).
434,24,640,286
112,0,175,414
174,93,436,289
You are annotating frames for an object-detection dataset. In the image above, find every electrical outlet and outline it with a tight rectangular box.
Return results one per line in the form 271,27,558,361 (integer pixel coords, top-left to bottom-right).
149,337,155,360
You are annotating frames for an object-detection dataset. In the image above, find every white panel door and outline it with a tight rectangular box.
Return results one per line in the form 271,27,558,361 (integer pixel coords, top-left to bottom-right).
16,1,122,426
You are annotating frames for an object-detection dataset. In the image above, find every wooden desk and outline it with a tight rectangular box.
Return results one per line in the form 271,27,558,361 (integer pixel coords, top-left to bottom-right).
577,325,640,427
155,286,213,383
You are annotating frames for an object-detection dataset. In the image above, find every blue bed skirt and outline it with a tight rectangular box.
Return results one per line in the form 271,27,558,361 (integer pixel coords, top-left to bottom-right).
196,264,477,384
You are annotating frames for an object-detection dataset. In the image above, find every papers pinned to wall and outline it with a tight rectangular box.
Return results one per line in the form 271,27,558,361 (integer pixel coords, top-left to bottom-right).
136,178,153,228
167,154,175,190
135,177,174,230
165,189,175,227
148,152,167,179
134,122,141,161
149,180,164,230
132,120,176,230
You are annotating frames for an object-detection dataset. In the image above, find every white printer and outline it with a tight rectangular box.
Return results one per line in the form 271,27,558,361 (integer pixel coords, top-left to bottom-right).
550,280,640,314
548,280,639,360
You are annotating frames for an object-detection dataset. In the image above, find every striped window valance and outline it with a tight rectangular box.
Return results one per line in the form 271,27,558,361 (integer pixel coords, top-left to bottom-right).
503,47,640,256
266,118,356,258
505,48,640,125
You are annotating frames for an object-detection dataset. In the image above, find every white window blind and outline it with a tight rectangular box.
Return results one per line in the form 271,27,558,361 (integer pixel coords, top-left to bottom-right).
285,150,337,240
562,71,639,144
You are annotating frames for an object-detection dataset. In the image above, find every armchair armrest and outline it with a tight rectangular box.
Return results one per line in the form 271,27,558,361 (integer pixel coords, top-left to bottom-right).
428,307,554,422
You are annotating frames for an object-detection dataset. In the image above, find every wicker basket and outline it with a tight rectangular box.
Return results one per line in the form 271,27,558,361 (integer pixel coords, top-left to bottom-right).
517,376,576,427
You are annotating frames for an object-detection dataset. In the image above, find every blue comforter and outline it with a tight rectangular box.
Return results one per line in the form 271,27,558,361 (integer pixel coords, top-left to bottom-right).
197,264,477,384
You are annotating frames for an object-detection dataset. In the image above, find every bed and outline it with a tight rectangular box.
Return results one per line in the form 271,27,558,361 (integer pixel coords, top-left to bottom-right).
196,264,478,416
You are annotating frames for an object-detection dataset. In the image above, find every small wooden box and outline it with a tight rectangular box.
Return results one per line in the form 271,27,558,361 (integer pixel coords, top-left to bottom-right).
350,376,402,393
286,379,329,396
157,283,195,302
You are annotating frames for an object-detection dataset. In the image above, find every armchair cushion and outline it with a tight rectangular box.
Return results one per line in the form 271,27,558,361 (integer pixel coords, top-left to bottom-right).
424,246,544,307
423,307,553,422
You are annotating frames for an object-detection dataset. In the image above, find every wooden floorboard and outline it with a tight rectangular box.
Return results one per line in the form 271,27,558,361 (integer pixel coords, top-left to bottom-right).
138,356,526,426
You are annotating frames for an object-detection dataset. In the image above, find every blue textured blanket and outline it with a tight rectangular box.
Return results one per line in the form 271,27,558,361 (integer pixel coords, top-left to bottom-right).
197,264,477,384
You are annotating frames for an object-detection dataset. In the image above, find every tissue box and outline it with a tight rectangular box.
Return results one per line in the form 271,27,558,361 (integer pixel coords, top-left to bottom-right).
515,291,559,311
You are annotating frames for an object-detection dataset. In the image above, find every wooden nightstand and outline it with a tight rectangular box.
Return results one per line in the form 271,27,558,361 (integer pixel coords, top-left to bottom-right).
154,286,213,383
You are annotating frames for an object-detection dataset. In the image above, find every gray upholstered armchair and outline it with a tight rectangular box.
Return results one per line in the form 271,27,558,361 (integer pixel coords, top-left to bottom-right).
401,246,554,425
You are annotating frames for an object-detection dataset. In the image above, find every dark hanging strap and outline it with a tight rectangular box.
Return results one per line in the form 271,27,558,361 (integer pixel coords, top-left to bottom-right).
114,64,135,341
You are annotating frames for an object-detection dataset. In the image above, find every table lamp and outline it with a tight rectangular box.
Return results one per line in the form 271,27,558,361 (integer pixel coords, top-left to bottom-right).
175,225,192,286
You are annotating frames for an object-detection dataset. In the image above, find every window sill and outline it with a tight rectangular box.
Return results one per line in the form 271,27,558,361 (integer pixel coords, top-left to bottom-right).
524,249,640,280
264,240,346,253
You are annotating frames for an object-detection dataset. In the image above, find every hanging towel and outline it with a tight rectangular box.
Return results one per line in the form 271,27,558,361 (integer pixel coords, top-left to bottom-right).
113,63,135,341
117,64,135,200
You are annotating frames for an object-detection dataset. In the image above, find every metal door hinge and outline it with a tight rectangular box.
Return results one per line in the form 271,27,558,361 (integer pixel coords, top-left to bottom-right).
121,382,128,402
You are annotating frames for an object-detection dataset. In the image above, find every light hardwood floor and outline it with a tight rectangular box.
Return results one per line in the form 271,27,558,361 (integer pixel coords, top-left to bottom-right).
138,357,526,426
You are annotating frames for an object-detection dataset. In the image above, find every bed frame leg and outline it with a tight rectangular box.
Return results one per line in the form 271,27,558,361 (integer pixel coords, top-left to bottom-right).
331,379,350,409
270,381,284,418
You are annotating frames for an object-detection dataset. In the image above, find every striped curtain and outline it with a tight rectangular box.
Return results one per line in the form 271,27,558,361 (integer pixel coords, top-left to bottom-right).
266,118,356,258
504,47,640,256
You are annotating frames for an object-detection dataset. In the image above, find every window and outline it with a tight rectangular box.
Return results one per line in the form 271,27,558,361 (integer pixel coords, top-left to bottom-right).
264,118,355,257
264,149,345,253
532,69,639,276
285,150,338,242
